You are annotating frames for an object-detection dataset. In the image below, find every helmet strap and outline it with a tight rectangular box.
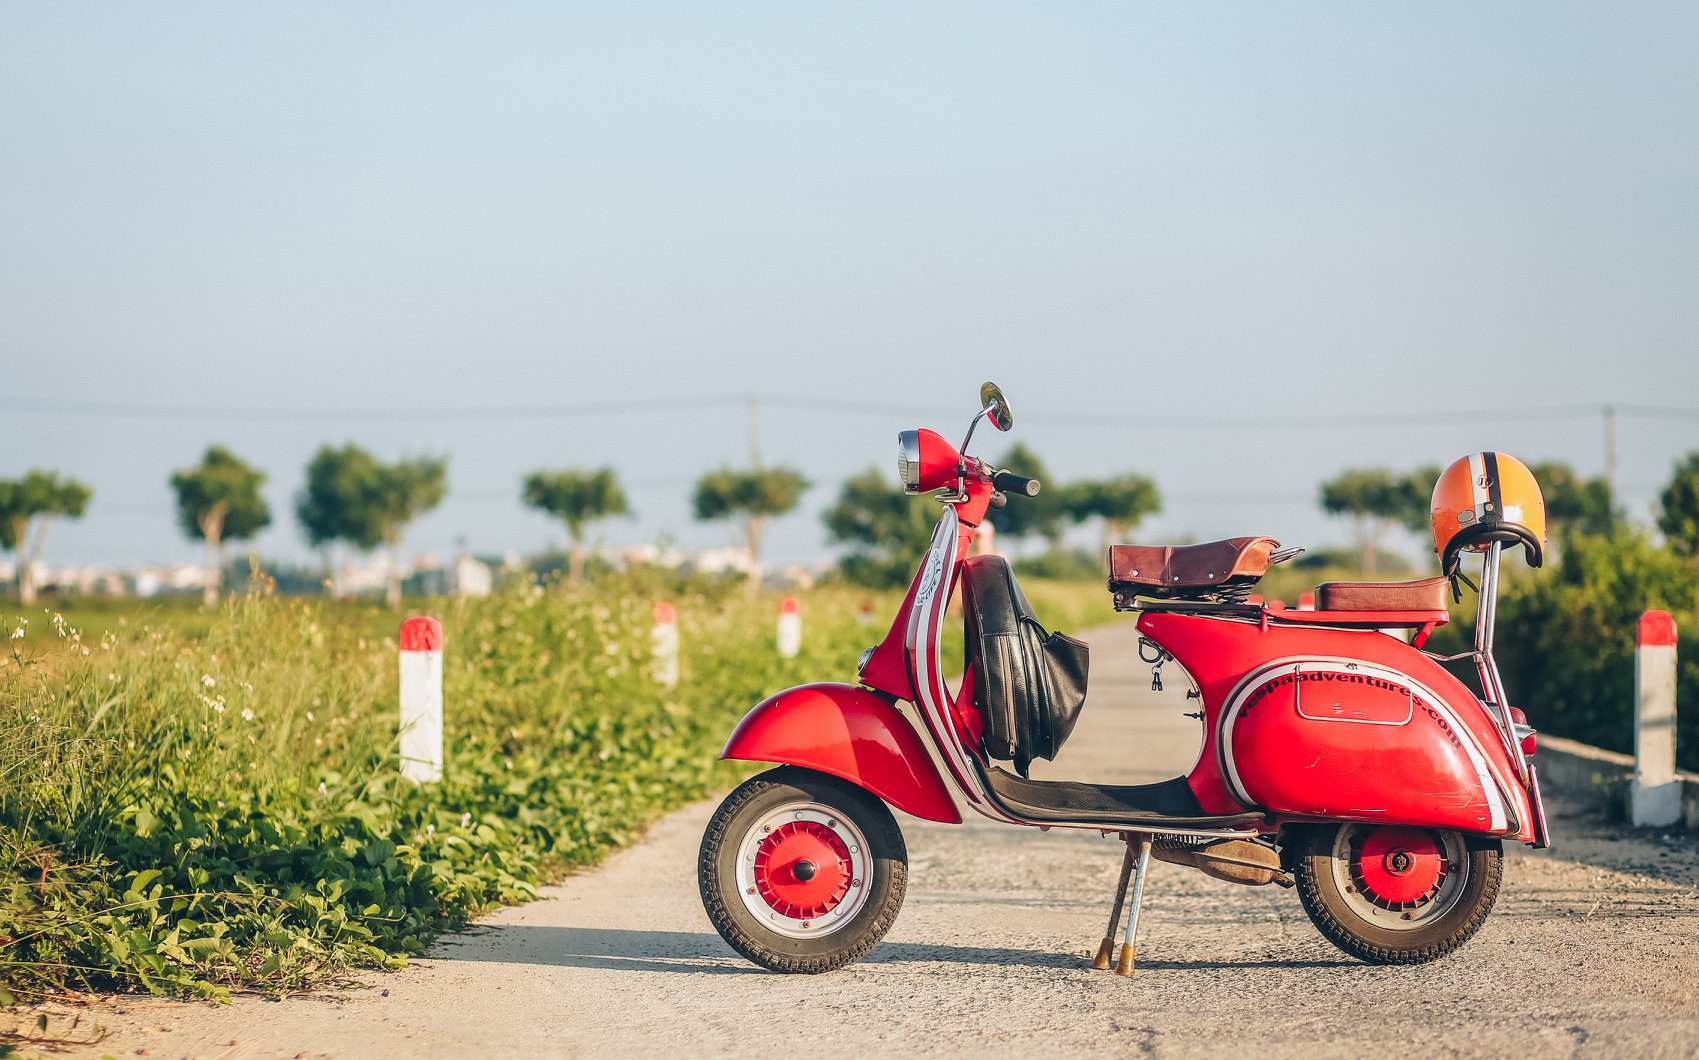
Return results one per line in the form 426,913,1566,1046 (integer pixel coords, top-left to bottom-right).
1447,569,1478,604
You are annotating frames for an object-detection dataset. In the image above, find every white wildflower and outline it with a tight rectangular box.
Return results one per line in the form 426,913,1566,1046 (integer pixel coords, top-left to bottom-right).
460,812,471,828
201,674,216,688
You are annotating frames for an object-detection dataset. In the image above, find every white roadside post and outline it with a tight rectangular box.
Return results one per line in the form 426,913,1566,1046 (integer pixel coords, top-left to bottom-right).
398,616,444,784
777,597,802,659
652,600,680,689
1630,610,1681,827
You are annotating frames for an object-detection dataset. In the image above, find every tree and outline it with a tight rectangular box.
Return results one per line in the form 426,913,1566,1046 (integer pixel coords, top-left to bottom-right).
171,446,271,606
0,471,91,604
985,443,1066,547
692,466,808,583
295,445,447,606
521,468,630,582
1065,473,1162,554
1318,467,1432,576
823,467,939,587
296,444,379,564
1530,461,1616,538
1657,452,1699,557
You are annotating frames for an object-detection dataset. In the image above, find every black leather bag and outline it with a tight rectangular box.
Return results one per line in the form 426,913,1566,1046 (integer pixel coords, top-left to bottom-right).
962,556,1089,777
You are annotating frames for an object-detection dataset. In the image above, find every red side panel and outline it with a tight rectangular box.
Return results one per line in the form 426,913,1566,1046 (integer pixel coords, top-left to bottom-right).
1225,659,1504,832
1138,612,1532,839
721,682,962,824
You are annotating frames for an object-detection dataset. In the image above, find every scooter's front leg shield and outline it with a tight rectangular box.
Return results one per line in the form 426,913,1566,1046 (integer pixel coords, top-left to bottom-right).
721,682,963,824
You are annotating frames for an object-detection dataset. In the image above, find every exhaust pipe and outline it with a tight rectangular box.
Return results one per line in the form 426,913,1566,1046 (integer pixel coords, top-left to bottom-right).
1152,838,1291,887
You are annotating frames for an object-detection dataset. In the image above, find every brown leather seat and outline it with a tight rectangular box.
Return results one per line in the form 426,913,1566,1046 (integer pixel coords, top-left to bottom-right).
1108,537,1280,596
1315,577,1449,613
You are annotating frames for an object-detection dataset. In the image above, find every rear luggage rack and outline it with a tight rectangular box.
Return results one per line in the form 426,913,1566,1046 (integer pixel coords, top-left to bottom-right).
1111,595,1264,616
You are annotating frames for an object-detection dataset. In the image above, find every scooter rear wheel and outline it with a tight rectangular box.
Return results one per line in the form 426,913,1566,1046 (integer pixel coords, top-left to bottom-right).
699,766,908,973
1293,823,1502,964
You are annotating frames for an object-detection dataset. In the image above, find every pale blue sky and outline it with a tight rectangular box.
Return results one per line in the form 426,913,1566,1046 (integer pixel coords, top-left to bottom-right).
3,2,1696,570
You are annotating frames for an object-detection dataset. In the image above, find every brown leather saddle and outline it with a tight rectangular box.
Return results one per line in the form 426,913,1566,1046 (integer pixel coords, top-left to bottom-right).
1315,577,1449,613
1107,536,1281,600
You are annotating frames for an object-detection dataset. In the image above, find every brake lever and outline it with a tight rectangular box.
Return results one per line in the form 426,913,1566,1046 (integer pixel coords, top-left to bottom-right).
988,491,1007,509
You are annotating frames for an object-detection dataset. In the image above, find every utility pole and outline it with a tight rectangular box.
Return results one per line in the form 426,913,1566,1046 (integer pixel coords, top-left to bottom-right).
747,394,762,470
1603,404,1618,524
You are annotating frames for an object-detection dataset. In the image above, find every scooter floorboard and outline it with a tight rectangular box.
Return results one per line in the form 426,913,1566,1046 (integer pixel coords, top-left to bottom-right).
983,766,1264,829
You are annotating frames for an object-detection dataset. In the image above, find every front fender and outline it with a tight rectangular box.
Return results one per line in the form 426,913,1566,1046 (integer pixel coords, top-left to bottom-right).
721,682,962,824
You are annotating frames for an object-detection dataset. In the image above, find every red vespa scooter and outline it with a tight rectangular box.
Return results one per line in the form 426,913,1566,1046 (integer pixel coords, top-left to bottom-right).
698,383,1549,975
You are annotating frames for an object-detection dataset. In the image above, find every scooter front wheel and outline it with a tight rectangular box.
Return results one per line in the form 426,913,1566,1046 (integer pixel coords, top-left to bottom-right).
698,766,908,973
1293,823,1503,964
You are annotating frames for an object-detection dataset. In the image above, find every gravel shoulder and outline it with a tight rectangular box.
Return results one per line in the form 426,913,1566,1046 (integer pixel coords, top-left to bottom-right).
37,623,1699,1059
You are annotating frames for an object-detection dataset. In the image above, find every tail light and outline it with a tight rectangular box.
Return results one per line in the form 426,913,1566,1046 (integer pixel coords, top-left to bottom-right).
1509,706,1536,756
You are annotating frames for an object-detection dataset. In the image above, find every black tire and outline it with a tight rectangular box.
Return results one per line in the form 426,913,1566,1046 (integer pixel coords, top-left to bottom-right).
698,766,908,973
1293,823,1503,965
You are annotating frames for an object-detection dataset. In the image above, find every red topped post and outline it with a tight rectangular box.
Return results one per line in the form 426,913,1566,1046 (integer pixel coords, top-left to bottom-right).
1631,610,1679,827
777,597,802,659
652,601,680,688
399,616,444,784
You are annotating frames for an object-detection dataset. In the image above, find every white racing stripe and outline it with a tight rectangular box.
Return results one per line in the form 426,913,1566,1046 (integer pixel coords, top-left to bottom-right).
1468,451,1489,511
906,511,1014,822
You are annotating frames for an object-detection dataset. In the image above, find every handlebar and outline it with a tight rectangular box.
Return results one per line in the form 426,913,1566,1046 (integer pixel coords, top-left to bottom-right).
991,469,1041,497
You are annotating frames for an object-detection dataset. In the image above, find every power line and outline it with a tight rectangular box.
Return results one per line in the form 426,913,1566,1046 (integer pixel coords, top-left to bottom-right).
0,394,736,423
5,393,1698,429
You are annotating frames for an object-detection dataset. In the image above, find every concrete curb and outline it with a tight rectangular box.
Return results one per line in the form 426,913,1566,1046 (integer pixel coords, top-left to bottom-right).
1537,734,1699,830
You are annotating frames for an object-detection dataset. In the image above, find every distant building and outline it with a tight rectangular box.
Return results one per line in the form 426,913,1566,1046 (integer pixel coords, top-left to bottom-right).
452,555,493,597
768,564,818,590
684,546,758,577
128,564,205,597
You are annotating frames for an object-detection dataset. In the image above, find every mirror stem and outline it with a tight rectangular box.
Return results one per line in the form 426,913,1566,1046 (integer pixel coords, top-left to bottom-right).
959,405,995,455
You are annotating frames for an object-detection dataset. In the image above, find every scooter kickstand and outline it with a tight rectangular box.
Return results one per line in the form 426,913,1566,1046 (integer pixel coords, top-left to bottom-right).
1114,836,1153,976
1093,837,1138,970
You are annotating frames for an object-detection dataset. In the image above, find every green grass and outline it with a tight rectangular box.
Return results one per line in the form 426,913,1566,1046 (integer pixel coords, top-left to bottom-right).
0,571,1106,1005
0,575,898,1003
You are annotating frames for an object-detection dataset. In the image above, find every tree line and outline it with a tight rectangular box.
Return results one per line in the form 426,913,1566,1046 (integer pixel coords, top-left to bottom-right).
5,445,1699,604
0,445,812,606
1316,461,1623,575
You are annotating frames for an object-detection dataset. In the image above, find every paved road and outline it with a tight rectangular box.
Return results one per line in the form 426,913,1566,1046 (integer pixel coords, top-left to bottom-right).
64,623,1699,1058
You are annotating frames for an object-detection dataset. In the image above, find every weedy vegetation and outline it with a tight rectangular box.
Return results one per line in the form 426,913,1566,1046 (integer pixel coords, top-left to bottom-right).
0,573,1104,1003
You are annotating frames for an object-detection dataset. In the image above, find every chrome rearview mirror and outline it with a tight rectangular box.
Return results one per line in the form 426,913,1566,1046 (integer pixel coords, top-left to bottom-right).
960,381,1014,456
980,382,1013,432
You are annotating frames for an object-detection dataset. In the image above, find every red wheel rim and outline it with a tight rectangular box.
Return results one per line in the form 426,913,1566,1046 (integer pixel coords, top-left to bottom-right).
752,821,853,920
1354,826,1446,906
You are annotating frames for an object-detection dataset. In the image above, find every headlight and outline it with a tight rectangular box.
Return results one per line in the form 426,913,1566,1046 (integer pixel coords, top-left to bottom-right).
897,430,922,493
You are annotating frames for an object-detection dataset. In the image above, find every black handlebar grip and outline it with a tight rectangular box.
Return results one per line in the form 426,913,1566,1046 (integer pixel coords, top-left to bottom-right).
992,470,1041,497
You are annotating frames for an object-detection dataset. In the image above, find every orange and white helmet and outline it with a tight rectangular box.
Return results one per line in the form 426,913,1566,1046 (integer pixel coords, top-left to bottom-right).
1431,452,1546,576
